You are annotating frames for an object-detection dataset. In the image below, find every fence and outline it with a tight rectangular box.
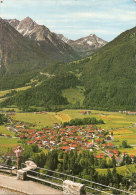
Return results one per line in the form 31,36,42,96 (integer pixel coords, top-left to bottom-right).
21,163,135,195
0,163,16,174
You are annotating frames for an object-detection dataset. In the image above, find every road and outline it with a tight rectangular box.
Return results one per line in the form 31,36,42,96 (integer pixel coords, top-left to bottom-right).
0,174,63,195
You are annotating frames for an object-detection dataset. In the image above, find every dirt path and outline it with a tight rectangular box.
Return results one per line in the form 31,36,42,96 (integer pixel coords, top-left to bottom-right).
0,174,63,195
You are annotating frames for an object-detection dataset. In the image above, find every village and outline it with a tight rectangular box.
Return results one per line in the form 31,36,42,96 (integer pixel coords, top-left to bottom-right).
1,112,135,167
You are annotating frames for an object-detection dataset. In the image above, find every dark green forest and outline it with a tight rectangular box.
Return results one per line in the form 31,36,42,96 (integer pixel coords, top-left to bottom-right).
62,117,104,127
0,114,8,125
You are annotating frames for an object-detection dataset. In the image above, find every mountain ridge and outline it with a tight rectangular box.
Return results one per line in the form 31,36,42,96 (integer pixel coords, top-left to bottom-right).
5,17,80,62
0,18,51,76
56,33,108,58
6,17,107,59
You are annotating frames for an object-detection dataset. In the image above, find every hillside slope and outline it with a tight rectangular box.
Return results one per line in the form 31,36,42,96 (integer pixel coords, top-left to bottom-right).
0,18,51,76
43,26,136,111
81,26,136,110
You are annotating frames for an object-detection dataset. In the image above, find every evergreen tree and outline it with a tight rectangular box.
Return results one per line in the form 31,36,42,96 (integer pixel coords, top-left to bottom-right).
112,155,116,167
107,168,113,185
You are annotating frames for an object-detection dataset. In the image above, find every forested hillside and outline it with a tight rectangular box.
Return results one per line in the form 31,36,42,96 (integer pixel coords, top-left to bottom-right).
82,27,136,110
1,73,80,111
0,27,136,111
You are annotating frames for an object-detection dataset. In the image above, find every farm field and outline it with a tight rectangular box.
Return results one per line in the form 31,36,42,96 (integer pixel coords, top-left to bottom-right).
118,147,136,155
9,112,60,128
0,137,19,153
55,113,71,122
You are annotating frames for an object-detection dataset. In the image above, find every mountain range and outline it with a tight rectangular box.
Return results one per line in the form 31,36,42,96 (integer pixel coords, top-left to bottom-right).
5,17,107,59
57,33,107,58
0,16,135,111
0,16,107,76
5,17,80,63
0,18,50,76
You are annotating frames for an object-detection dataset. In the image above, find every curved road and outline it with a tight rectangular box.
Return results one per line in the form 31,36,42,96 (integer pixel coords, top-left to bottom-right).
0,174,63,195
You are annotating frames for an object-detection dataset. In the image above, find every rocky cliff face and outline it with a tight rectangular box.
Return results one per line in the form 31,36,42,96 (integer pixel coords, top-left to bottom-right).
57,33,108,58
6,17,107,59
5,17,80,62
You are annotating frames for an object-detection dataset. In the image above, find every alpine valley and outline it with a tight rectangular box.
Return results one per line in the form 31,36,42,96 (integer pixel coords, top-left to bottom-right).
0,17,135,112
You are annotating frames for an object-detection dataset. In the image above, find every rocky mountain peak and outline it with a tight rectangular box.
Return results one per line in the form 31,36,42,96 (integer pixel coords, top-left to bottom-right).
16,17,38,36
21,17,37,25
89,34,95,37
56,34,69,43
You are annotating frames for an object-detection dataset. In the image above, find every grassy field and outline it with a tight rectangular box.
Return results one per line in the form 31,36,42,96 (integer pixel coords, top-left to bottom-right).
0,125,19,153
0,125,15,137
118,147,136,155
55,113,71,122
0,137,19,153
0,107,20,112
96,164,136,176
0,86,31,97
62,86,85,105
9,112,60,128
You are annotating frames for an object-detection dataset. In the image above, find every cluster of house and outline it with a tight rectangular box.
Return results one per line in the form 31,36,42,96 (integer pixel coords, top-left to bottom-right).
120,111,136,115
2,118,135,166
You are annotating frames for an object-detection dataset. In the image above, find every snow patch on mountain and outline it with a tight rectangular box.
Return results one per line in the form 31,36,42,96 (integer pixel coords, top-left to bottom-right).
87,41,93,45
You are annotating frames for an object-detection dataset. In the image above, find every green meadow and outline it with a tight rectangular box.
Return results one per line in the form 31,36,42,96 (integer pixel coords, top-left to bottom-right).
0,86,31,98
0,126,19,153
96,164,136,176
9,112,60,128
0,125,15,137
62,86,85,105
0,136,19,153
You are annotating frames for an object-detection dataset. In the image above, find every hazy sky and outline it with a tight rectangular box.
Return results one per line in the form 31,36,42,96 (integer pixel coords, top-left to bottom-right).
1,0,136,41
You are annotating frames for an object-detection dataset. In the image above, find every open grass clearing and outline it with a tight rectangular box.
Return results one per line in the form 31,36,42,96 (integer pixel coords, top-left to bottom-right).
0,125,15,137
96,164,136,176
0,137,19,153
62,86,85,105
0,107,20,112
0,86,31,97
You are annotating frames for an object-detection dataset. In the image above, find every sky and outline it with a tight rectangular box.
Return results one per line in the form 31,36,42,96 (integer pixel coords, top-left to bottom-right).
0,0,136,42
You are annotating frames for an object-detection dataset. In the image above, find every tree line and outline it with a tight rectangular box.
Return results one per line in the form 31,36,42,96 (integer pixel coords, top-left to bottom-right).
0,114,8,125
63,117,104,127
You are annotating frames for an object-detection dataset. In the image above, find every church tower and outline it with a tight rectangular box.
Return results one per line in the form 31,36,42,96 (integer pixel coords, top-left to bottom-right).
111,131,114,141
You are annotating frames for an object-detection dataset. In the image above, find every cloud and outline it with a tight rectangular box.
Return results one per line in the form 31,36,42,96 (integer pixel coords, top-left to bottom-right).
73,10,135,22
54,28,120,35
